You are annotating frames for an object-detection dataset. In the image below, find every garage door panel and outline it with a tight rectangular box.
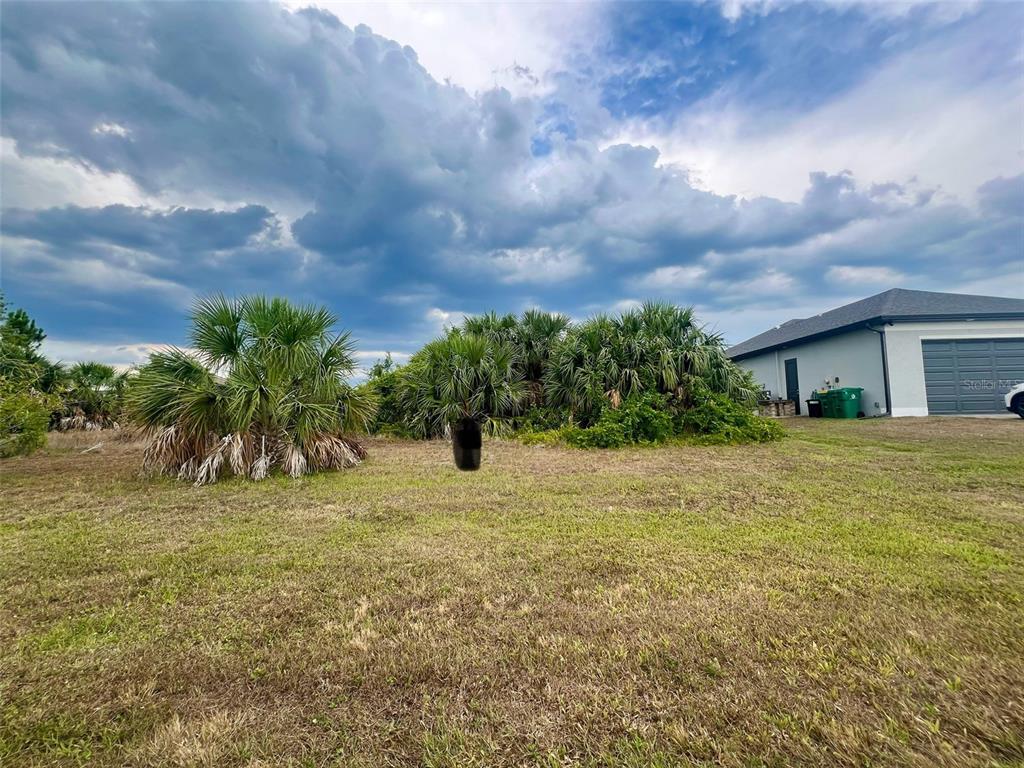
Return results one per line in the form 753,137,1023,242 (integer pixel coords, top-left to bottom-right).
994,340,1024,351
956,364,992,375
952,341,996,351
921,337,1024,414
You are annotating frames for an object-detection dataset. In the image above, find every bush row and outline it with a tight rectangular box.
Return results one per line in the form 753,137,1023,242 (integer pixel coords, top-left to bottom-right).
516,388,783,448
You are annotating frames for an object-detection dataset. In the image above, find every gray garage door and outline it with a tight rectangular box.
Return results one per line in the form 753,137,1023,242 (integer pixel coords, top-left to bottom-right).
922,338,1024,414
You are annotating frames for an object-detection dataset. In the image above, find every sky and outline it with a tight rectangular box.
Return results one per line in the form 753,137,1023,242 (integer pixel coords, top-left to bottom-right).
1,0,1022,372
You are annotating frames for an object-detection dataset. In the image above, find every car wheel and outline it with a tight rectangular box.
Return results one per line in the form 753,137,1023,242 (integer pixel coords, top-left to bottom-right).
1013,395,1024,419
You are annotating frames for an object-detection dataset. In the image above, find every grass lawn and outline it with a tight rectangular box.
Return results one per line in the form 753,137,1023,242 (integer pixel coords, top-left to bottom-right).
1,418,1022,767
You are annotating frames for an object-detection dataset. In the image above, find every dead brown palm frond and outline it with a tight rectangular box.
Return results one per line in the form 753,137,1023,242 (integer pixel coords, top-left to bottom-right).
177,456,199,482
607,389,622,409
282,442,308,478
228,432,254,476
56,404,122,432
141,425,212,479
303,433,364,470
60,412,88,431
341,435,367,460
194,435,232,486
142,425,182,474
249,433,272,481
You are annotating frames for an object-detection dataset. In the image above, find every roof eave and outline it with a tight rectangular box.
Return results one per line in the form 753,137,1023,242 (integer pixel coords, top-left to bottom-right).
728,311,1024,361
728,319,882,361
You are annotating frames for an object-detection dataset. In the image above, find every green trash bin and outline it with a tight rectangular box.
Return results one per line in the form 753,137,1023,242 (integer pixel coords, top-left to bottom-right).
833,387,864,419
817,389,837,418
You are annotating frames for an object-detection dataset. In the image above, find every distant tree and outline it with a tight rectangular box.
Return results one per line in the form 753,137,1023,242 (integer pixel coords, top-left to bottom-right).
0,295,48,385
0,296,58,456
0,380,55,458
461,311,519,345
363,353,409,435
516,308,571,400
57,361,128,430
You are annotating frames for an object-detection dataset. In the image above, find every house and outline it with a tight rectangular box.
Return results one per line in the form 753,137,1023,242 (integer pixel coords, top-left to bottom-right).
727,288,1024,417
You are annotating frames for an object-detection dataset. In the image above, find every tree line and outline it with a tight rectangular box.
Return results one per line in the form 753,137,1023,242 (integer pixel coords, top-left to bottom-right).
364,301,780,447
0,296,129,456
1,294,781,477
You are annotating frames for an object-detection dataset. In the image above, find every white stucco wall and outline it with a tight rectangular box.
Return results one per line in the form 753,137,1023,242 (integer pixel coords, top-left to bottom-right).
736,328,888,417
884,320,1024,416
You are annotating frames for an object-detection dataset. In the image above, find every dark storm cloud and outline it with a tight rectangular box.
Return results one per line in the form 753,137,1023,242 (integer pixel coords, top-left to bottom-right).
3,204,275,255
0,1,1020,360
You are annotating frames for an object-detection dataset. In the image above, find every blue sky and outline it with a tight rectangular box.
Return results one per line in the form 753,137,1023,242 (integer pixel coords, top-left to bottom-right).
1,0,1021,370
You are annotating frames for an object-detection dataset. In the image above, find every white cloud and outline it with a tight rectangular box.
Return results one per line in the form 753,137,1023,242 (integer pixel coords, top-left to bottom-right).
425,307,467,333
484,246,588,285
610,298,642,313
2,1,1019,358
2,237,193,306
0,137,145,209
92,122,130,138
40,339,188,369
826,265,905,285
287,2,598,95
631,265,708,292
711,268,797,301
623,16,1022,203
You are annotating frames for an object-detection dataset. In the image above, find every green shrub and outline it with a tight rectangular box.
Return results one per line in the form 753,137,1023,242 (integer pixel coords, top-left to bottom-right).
560,392,672,448
516,427,567,446
676,389,784,444
1,381,56,457
519,388,783,449
603,391,674,443
563,421,627,448
516,406,571,432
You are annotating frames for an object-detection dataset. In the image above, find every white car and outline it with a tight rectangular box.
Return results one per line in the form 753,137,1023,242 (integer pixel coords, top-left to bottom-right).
1006,382,1024,418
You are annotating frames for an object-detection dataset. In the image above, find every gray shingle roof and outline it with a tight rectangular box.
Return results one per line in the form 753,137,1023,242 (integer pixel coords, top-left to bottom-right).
727,288,1024,360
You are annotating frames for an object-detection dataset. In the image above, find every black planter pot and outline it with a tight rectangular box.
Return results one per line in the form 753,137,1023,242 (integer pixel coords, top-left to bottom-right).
452,417,482,471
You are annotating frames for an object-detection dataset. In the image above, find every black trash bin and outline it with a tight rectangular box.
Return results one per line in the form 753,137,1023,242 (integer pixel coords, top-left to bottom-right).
806,398,823,418
452,417,482,471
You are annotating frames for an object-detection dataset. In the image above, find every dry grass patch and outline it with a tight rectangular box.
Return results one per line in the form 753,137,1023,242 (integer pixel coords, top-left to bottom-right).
1,418,1023,766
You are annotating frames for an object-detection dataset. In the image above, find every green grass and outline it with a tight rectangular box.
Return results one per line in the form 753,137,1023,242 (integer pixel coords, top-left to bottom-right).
1,418,1022,766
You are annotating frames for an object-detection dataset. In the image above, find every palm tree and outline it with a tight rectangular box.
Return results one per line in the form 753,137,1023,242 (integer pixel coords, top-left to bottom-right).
461,311,519,344
544,314,623,423
458,308,571,405
545,302,756,424
58,361,128,430
396,331,526,438
517,308,571,384
126,295,375,485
